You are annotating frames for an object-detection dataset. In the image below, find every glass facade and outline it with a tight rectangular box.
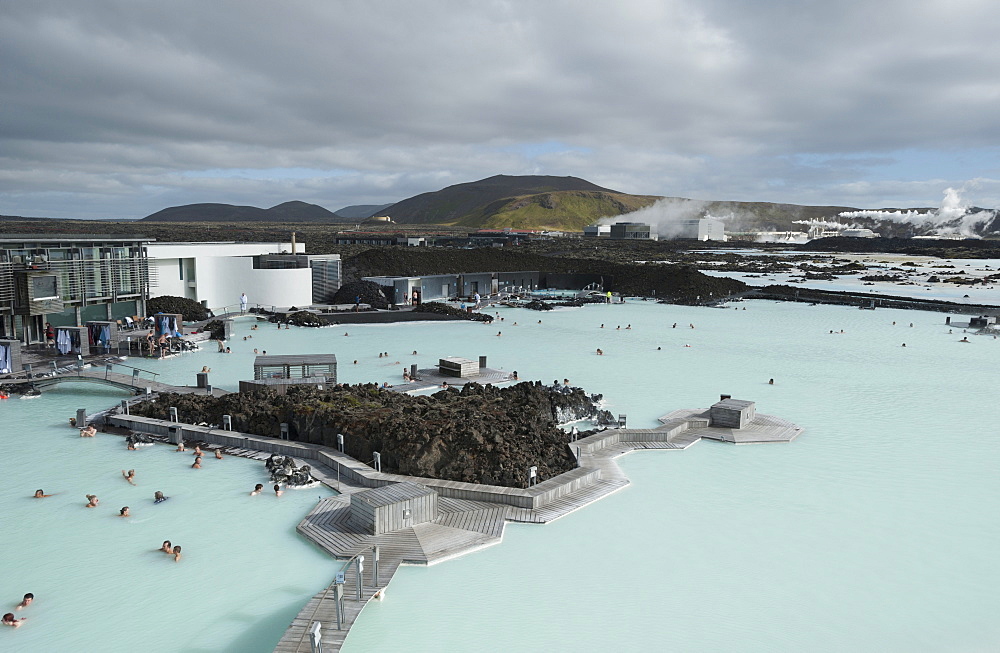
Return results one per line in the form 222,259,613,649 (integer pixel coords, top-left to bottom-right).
0,235,151,343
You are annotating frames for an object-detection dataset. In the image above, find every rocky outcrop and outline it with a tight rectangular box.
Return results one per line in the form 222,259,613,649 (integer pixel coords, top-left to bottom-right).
147,295,211,321
130,382,604,488
279,311,324,327
412,301,494,322
203,320,226,340
332,281,390,309
265,454,316,487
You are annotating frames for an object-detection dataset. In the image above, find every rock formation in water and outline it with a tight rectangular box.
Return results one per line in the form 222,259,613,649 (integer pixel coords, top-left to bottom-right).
411,301,494,322
131,382,603,487
265,454,316,486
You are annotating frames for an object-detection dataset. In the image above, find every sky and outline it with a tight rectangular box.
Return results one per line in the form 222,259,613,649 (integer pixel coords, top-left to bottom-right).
3,0,1000,219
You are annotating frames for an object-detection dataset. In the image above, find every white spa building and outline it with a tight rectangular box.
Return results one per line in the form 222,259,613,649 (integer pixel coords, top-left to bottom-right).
145,241,341,313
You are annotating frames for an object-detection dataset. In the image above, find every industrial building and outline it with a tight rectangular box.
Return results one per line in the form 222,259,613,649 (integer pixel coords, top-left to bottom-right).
609,222,657,240
674,218,726,241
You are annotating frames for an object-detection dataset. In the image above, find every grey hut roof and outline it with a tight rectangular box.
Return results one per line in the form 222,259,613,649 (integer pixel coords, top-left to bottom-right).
354,482,435,508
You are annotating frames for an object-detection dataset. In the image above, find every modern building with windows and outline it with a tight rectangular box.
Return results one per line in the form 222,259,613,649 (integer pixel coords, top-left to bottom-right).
0,234,151,343
145,242,341,312
609,222,657,240
363,271,543,305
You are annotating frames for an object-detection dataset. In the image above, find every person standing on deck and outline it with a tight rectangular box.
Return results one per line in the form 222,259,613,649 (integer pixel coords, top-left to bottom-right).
240,292,248,314
474,292,481,307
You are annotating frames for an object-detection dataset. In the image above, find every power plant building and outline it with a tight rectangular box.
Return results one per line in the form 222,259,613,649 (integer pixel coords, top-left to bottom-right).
609,222,657,240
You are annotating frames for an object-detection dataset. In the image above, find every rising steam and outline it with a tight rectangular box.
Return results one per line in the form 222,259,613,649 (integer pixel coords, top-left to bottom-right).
838,187,995,237
598,197,708,238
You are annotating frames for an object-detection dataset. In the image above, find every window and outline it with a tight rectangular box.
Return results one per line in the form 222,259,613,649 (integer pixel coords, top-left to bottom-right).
31,275,58,300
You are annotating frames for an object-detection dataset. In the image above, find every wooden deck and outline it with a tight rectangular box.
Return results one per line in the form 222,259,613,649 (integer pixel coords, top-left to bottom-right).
393,366,516,393
274,557,402,653
103,402,801,653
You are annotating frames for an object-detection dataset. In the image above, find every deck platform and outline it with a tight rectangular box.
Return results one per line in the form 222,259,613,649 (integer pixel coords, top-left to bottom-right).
102,399,800,653
394,365,516,393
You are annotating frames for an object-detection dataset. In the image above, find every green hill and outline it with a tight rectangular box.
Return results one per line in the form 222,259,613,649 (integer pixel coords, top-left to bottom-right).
379,174,660,230
459,190,661,230
380,174,621,225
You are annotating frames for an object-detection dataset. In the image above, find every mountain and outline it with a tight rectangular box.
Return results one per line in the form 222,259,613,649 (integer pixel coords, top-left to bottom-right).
334,204,393,219
459,190,661,230
379,175,628,227
141,201,351,222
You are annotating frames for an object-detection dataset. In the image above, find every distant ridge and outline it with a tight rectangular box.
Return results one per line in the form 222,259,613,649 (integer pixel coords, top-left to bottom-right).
141,200,351,222
334,203,393,219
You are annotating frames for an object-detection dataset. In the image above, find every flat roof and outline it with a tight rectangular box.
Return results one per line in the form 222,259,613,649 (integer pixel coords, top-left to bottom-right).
712,398,755,410
354,481,434,507
253,354,338,366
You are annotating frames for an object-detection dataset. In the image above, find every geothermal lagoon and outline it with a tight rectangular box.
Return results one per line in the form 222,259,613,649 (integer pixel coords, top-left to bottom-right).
2,298,999,652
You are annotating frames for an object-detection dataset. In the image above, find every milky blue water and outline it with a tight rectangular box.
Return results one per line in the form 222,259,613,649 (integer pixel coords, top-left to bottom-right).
4,302,999,652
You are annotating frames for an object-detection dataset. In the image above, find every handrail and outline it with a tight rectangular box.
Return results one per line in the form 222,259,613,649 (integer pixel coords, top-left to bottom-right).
108,362,160,379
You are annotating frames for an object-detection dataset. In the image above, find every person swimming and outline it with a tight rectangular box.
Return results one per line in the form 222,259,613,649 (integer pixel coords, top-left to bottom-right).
119,506,130,517
192,445,203,457
175,442,186,452
273,484,283,497
33,489,52,498
15,593,32,610
79,425,96,437
596,348,603,355
154,491,168,503
85,494,99,508
192,456,202,469
250,483,264,496
214,448,223,460
122,469,136,485
173,545,182,562
2,612,26,627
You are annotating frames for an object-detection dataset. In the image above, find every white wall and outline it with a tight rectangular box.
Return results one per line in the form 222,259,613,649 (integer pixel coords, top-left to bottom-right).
194,257,313,312
147,242,312,312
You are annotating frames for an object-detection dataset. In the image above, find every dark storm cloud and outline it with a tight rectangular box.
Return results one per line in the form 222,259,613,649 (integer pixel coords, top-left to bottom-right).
3,0,1000,218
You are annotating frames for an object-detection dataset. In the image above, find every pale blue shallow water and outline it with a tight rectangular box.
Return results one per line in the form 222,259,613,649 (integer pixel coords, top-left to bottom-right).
3,302,999,652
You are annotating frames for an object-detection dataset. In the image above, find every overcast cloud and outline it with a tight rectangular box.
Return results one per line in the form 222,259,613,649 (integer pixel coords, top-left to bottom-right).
3,0,1000,219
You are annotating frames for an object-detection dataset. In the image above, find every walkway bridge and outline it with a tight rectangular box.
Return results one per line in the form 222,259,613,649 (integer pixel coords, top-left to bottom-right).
1,363,227,397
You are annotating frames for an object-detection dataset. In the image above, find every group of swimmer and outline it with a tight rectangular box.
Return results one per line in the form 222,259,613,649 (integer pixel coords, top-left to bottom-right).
175,443,224,469
3,593,33,628
159,540,182,562
250,483,284,497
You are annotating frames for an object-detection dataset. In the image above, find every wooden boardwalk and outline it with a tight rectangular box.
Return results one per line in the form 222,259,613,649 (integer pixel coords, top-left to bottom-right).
2,367,228,397
274,557,402,653
102,401,800,653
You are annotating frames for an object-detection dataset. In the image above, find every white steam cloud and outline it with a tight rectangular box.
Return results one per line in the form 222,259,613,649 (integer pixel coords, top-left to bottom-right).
598,197,709,239
838,187,994,237
791,219,858,230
